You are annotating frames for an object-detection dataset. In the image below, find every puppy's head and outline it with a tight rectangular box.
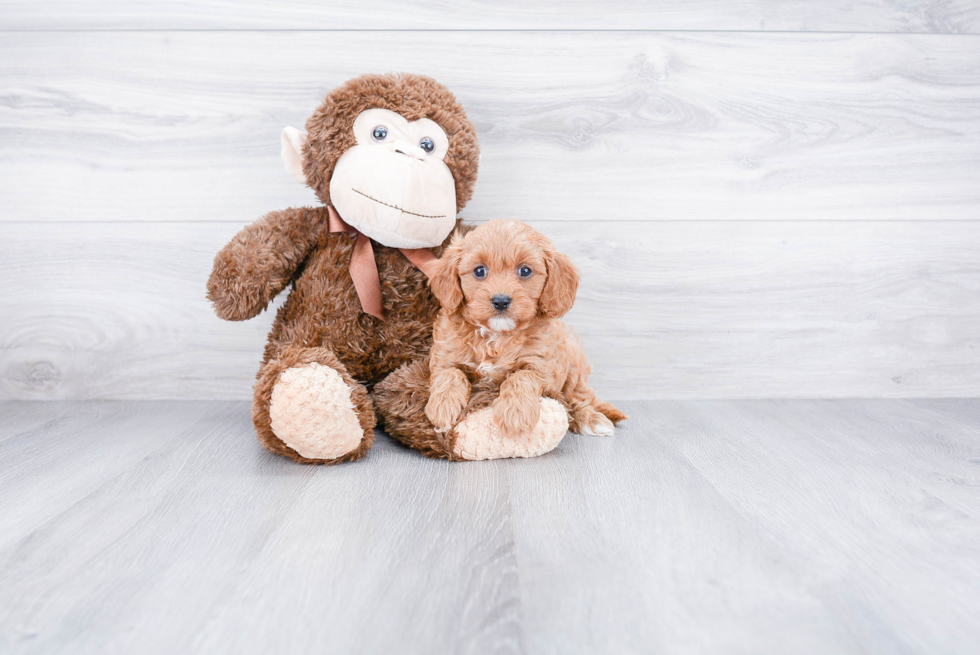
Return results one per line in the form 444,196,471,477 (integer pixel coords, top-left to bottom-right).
430,219,579,332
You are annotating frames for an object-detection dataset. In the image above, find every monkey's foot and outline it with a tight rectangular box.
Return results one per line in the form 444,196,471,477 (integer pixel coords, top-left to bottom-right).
450,398,569,460
269,363,364,460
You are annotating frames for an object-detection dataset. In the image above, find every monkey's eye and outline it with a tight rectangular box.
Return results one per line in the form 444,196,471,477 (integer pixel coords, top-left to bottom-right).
372,125,388,141
419,137,435,153
517,265,533,279
473,266,488,280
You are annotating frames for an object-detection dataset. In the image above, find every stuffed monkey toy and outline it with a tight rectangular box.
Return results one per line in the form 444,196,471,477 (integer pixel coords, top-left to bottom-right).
207,73,569,463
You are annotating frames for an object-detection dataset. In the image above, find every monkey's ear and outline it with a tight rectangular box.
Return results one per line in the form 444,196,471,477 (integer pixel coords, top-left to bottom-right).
281,127,308,184
429,239,465,312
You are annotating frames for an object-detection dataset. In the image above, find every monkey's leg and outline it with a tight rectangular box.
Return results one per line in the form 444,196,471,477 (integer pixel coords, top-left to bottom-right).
373,359,458,459
254,346,375,464
374,360,569,461
450,398,569,461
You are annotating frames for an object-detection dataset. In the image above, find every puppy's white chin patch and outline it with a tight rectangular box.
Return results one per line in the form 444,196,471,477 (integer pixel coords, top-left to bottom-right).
488,317,516,332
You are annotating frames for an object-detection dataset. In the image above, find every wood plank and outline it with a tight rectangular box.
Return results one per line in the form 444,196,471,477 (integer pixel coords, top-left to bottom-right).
0,402,242,554
1,0,979,33
2,32,979,223
1,219,978,401
909,397,980,430
506,399,980,654
0,401,521,654
666,399,980,651
0,401,76,447
2,399,979,653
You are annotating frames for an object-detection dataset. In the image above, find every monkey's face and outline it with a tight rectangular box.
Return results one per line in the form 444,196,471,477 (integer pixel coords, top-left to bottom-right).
328,108,458,248
281,75,480,249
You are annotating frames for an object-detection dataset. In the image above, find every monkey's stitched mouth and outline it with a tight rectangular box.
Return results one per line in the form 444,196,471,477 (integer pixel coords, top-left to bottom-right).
352,189,449,219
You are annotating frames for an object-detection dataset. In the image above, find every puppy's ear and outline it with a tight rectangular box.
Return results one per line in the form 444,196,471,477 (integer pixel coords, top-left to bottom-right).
539,248,579,318
429,237,465,311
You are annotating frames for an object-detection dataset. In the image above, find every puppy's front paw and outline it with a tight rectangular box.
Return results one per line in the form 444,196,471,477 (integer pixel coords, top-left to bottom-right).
425,394,466,433
492,393,542,437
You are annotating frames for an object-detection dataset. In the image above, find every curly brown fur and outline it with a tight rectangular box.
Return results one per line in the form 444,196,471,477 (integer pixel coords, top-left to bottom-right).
373,359,506,461
373,359,454,459
207,74,479,463
207,207,328,322
257,210,467,382
426,220,627,437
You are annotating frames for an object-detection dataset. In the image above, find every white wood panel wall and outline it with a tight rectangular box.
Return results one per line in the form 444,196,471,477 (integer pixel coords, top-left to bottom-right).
2,1,979,32
1,2,979,400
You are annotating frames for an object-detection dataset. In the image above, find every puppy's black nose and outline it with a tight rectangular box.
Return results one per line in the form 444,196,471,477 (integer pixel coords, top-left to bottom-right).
491,294,511,311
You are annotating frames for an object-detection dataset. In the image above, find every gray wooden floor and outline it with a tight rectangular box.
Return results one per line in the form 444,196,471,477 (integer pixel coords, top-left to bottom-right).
1,401,978,654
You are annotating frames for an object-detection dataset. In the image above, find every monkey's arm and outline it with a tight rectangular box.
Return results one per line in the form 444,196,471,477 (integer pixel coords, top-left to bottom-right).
207,207,326,321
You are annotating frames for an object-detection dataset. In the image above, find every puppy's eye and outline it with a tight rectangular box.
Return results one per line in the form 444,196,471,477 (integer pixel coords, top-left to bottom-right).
517,265,533,279
419,137,435,153
473,266,488,279
372,125,388,141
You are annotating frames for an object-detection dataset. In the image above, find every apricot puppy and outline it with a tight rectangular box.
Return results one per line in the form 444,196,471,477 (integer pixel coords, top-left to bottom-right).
424,219,627,438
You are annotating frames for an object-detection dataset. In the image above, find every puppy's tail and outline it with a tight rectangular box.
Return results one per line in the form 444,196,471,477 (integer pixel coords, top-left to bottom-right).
593,399,628,424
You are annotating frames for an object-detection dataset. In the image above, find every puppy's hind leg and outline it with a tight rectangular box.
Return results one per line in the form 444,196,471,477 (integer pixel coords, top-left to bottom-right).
594,399,628,425
569,403,616,437
567,382,627,437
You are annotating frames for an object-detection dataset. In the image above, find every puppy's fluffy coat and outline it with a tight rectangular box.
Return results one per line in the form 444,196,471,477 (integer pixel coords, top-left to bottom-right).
425,219,627,438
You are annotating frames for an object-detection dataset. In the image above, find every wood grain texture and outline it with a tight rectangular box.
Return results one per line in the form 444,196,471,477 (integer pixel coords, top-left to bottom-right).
506,399,980,654
2,32,979,224
1,0,979,33
1,399,979,654
0,401,522,654
2,220,978,401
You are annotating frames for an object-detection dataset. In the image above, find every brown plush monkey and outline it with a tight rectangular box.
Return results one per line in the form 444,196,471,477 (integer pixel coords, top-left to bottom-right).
208,73,568,464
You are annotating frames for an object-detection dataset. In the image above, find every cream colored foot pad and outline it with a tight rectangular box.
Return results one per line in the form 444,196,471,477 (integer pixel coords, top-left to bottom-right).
452,398,569,461
269,363,363,460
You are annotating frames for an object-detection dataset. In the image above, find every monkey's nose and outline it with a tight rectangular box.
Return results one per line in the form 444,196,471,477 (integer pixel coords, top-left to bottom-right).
391,140,425,161
491,294,511,311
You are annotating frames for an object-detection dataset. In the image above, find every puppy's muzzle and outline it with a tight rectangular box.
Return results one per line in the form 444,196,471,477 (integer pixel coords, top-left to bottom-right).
491,294,511,311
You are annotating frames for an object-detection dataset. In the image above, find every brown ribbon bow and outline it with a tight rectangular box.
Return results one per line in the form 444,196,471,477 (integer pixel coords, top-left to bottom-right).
327,206,438,320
